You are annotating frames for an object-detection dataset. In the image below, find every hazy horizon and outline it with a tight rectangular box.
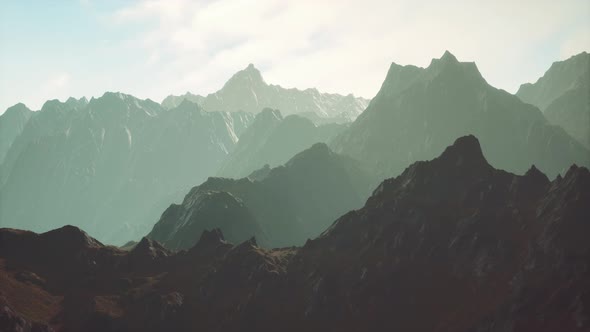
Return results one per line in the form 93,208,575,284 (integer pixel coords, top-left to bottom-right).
1,0,589,114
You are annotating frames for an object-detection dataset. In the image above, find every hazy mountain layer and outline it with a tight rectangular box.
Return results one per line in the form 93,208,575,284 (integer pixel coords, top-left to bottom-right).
0,95,254,244
517,52,590,148
1,136,587,331
517,51,589,110
217,108,346,178
149,143,374,249
0,103,32,164
162,64,370,121
332,51,590,179
161,92,205,110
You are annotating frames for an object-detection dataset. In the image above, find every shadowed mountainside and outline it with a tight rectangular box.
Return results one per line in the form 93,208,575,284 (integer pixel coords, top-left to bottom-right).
1,135,588,332
149,142,374,249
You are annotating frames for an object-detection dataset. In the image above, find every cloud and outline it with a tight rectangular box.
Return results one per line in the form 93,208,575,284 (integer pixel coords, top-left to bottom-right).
107,0,588,100
46,72,71,91
32,72,72,107
2,0,582,115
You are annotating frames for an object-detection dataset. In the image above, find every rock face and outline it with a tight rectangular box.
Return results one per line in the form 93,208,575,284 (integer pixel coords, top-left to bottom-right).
332,51,590,179
0,103,33,164
217,108,346,178
0,94,255,244
517,51,590,148
162,64,370,121
149,142,374,248
1,135,588,332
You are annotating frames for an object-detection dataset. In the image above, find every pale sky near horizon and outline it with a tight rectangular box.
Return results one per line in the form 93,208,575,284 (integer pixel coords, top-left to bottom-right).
1,0,588,114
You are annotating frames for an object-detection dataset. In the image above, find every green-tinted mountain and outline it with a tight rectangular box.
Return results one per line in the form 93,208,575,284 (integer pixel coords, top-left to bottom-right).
517,51,590,148
149,143,374,249
0,99,86,186
332,51,590,179
161,92,205,110
149,190,266,250
0,103,32,164
517,52,589,110
163,64,369,121
217,108,346,178
0,95,254,244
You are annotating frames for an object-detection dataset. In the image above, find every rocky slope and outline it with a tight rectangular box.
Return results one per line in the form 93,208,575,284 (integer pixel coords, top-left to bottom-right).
332,51,590,179
162,64,369,121
0,95,254,244
217,108,346,178
149,142,374,249
517,52,590,148
1,135,588,332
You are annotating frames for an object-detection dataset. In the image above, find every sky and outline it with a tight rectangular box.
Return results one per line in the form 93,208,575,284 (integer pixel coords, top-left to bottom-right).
0,0,588,114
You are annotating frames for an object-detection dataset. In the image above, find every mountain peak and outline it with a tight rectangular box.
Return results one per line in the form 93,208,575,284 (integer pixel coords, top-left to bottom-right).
3,103,31,116
441,50,458,63
428,50,461,69
224,64,265,88
285,142,334,168
438,135,489,168
129,237,170,261
41,99,70,112
176,98,204,112
235,236,258,249
196,228,226,247
41,225,102,250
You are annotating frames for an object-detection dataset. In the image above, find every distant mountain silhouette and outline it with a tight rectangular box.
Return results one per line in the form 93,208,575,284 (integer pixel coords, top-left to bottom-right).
161,92,205,110
0,95,254,244
332,51,589,179
162,64,369,121
517,51,590,148
149,143,374,249
217,108,346,178
1,136,588,331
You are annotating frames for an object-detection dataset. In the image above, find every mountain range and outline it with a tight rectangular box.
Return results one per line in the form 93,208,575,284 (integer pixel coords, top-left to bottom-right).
1,136,587,331
517,51,590,148
0,62,370,245
0,95,254,244
217,108,347,178
331,51,590,179
149,142,374,249
162,64,370,122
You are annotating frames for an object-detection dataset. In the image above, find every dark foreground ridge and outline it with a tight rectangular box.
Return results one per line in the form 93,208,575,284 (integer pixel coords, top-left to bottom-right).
1,135,588,332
